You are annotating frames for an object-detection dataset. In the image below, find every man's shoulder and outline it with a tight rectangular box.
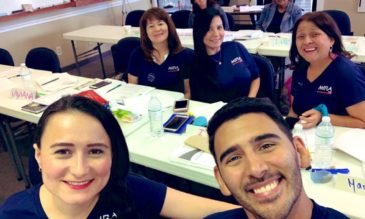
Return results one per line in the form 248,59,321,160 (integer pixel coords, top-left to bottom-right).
312,200,349,219
204,208,248,219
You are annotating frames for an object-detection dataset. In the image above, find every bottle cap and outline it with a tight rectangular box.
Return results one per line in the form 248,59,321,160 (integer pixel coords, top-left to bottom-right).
310,170,333,183
294,123,303,130
322,116,331,122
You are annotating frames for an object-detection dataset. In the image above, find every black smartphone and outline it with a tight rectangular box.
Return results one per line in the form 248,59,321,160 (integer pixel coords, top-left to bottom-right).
89,80,112,89
164,114,190,132
173,99,189,112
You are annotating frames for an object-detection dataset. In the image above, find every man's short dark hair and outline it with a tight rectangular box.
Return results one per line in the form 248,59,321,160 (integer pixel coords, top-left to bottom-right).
207,97,292,160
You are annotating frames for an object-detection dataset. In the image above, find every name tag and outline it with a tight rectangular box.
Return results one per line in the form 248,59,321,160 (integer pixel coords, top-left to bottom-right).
335,175,365,196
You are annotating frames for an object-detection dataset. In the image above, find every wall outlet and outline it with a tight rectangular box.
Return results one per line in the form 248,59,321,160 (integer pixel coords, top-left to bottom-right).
56,46,62,56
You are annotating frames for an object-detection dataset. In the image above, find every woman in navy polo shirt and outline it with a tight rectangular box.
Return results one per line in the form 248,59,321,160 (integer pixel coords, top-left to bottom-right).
190,8,260,103
0,96,238,218
288,12,365,128
128,8,194,99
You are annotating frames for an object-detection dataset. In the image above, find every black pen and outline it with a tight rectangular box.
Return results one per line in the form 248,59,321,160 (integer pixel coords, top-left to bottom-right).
106,84,122,93
41,77,59,86
7,74,20,79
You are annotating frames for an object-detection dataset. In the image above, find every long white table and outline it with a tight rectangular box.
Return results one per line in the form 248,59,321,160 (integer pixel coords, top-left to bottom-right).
1,64,365,218
257,33,365,63
62,25,265,77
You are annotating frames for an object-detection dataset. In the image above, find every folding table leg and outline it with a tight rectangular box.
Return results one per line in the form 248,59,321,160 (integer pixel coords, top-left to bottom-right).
2,119,31,188
71,40,82,76
0,121,22,181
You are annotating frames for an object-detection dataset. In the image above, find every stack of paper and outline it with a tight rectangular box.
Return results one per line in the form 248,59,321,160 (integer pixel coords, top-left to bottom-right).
190,101,226,121
171,144,215,170
233,30,264,40
33,88,78,105
334,129,365,162
36,73,78,92
176,28,192,36
0,67,20,79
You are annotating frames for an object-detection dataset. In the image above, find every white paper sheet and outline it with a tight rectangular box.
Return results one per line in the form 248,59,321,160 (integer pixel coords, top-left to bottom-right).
333,129,365,162
170,144,215,170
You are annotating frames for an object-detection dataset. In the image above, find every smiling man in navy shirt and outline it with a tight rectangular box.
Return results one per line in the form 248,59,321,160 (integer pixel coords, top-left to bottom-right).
206,97,348,219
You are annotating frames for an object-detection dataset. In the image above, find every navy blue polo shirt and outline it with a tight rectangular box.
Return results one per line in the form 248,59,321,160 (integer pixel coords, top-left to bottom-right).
0,175,167,218
204,200,349,219
291,56,365,116
190,41,259,103
128,47,194,93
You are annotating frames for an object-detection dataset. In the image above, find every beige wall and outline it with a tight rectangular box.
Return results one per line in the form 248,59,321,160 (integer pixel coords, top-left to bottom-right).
323,0,365,36
0,0,150,68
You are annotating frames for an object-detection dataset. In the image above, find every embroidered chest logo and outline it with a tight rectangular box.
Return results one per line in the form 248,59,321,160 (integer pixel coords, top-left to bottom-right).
168,66,180,72
147,72,156,82
231,57,243,66
98,212,118,218
317,85,332,95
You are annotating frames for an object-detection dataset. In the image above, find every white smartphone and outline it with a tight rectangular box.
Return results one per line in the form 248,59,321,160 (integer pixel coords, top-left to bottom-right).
173,99,189,112
163,114,190,132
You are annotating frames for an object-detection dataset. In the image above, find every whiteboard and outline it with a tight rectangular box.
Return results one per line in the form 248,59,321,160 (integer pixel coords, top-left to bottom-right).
0,0,71,15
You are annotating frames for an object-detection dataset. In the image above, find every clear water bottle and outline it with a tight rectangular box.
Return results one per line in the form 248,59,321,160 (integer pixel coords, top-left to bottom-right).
148,95,163,137
19,63,36,99
313,116,335,168
292,123,308,147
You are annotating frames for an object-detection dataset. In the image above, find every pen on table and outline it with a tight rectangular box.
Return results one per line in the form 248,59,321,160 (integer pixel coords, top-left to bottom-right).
41,77,59,86
106,84,122,93
7,74,20,79
311,168,350,174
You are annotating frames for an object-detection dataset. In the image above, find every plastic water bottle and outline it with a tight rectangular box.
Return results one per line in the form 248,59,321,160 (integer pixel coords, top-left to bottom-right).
292,123,308,147
148,95,163,137
313,116,335,168
19,63,36,100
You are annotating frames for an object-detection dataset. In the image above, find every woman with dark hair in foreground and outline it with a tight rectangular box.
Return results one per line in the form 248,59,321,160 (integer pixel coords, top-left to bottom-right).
0,96,238,218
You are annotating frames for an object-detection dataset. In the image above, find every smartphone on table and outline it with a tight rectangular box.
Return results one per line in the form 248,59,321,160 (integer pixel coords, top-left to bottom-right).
89,80,112,89
173,99,189,113
163,114,190,132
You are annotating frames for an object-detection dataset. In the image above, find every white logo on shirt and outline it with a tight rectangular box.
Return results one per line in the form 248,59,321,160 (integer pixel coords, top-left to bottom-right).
317,85,332,95
98,212,118,218
147,72,155,82
168,66,180,72
231,57,243,65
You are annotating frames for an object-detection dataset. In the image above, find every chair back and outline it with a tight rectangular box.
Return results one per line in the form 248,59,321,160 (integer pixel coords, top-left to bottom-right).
125,10,145,27
256,0,272,5
0,48,15,66
324,10,353,36
226,13,235,31
252,54,275,101
25,47,62,73
171,10,191,29
111,37,141,82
